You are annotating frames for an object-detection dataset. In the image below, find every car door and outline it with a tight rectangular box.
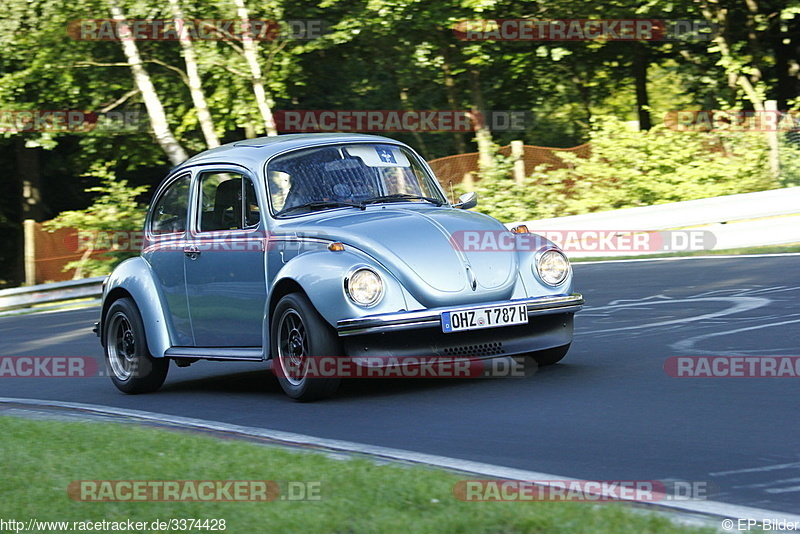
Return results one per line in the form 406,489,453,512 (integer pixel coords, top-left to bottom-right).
183,168,267,347
144,173,194,345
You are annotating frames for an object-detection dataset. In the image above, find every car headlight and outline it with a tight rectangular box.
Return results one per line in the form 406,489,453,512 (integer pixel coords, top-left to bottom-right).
345,268,383,307
535,249,570,286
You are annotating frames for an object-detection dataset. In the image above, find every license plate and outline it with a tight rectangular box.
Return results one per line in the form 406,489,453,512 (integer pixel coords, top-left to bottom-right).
441,303,528,333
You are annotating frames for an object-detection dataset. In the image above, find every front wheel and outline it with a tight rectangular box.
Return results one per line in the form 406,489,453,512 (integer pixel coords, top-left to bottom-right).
272,292,342,401
104,297,169,394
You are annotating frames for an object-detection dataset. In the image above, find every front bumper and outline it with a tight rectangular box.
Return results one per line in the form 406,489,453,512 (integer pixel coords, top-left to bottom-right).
336,293,584,337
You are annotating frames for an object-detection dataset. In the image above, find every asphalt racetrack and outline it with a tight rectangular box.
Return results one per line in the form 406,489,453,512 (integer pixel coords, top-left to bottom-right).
1,255,799,515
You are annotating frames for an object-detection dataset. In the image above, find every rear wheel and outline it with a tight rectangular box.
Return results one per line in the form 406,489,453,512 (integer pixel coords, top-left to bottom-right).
104,298,169,394
272,292,342,401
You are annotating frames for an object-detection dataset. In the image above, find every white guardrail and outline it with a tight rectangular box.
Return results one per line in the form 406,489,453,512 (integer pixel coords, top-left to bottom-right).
511,186,800,258
0,277,104,314
2,187,799,312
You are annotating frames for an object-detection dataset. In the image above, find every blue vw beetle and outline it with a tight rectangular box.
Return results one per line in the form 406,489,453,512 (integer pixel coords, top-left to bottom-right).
96,134,583,400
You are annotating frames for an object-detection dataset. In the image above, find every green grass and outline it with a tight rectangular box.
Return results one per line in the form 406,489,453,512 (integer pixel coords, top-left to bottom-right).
571,243,800,262
0,416,717,534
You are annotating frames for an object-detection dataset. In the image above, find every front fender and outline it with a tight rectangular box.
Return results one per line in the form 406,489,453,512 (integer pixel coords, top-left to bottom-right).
270,248,412,330
514,234,575,297
102,257,172,358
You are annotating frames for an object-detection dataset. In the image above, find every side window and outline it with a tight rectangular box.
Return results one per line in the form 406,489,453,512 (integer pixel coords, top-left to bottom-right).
198,172,260,231
150,174,190,235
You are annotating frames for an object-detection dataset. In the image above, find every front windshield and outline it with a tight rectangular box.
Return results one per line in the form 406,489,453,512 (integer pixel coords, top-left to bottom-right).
266,143,446,216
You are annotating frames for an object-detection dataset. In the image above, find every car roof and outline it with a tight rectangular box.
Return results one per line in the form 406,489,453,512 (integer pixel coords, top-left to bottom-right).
171,133,406,175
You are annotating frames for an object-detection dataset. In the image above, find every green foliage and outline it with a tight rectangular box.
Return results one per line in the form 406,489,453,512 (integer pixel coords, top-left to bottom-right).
778,136,800,188
43,162,148,278
473,117,778,223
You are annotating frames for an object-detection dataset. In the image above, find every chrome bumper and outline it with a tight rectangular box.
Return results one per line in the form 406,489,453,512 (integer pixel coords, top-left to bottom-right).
336,293,584,337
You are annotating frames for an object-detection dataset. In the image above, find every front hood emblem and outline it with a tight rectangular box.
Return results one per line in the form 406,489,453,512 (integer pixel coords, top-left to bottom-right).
466,265,478,291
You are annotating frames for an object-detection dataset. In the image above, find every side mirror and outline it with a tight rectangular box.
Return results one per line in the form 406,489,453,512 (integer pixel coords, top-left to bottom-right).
454,191,478,210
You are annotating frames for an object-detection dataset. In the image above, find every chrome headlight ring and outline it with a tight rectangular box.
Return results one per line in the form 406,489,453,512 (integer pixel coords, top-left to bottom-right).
534,248,570,286
344,267,384,307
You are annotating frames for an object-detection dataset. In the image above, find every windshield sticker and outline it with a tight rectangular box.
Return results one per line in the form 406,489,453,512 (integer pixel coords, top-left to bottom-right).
344,145,409,167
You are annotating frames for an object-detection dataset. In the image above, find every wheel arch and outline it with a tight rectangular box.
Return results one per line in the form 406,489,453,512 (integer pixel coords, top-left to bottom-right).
100,257,174,358
267,278,307,358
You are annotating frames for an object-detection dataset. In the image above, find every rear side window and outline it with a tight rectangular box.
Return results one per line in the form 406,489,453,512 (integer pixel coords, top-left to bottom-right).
150,174,191,235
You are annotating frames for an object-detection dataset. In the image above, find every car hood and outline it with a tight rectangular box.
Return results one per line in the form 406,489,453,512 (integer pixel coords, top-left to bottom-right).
280,206,520,307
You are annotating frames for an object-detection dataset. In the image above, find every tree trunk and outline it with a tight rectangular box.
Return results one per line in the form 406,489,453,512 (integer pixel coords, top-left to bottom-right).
399,89,430,159
469,69,494,174
441,45,468,154
769,14,798,110
167,0,219,148
699,1,765,111
232,0,278,136
633,44,652,130
107,0,189,165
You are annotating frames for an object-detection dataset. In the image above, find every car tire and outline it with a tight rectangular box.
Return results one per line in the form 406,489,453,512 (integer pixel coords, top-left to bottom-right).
104,297,169,394
528,343,571,366
272,292,342,401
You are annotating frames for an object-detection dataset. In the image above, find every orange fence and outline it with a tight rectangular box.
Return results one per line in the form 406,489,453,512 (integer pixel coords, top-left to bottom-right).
428,143,590,188
30,223,103,283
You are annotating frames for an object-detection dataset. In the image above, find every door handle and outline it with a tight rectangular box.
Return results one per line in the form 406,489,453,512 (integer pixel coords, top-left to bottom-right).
183,245,201,260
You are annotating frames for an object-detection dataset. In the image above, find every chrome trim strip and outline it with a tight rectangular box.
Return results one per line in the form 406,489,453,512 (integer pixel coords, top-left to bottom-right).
336,293,584,337
268,236,332,245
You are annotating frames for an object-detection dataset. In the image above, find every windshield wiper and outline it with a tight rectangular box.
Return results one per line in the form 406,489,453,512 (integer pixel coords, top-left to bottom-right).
362,194,444,206
276,200,365,217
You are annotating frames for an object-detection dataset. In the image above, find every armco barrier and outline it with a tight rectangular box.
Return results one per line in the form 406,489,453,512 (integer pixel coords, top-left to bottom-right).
0,277,105,313
517,187,800,232
512,187,800,256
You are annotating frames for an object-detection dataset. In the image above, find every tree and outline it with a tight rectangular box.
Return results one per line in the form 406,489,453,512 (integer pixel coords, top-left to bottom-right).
106,0,189,164
167,0,220,148
232,0,279,135
43,163,149,278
